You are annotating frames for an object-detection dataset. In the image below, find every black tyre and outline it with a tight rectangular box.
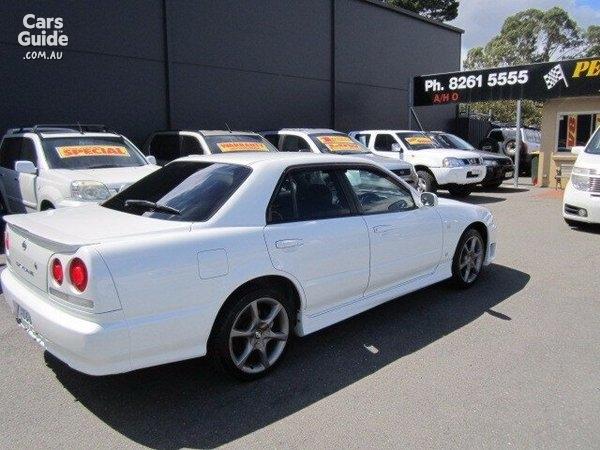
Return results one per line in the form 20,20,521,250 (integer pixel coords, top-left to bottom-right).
451,228,485,288
209,288,295,381
447,185,472,197
502,139,517,158
479,138,499,153
481,181,503,190
416,170,437,193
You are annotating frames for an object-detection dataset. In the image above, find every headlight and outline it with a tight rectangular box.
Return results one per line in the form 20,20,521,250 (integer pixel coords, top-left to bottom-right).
442,157,466,168
570,174,591,191
484,159,498,166
71,181,111,201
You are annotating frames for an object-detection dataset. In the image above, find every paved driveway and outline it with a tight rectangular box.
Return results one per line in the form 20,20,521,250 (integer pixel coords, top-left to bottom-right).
0,182,598,449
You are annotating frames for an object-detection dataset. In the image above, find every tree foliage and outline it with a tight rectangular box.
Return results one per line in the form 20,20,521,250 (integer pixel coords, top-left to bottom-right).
463,7,588,127
385,0,459,22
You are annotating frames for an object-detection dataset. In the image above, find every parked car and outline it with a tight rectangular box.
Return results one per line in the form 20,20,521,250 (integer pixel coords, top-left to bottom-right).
427,131,514,189
144,130,277,164
260,129,419,188
2,152,496,380
0,125,158,214
563,126,600,226
349,130,485,197
479,127,541,172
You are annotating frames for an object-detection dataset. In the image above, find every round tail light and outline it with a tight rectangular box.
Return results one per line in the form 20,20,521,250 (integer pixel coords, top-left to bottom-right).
69,258,88,292
51,258,63,285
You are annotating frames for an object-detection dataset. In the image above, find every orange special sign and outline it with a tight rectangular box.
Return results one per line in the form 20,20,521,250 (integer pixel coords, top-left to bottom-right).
405,136,434,146
57,145,130,158
216,141,269,152
317,135,360,152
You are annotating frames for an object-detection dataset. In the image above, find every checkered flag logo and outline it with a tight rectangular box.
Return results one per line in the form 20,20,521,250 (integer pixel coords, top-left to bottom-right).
543,64,569,90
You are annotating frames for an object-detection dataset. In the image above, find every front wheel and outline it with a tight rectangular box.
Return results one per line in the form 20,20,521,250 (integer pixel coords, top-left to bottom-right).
451,228,485,288
447,185,473,197
417,170,437,193
209,288,294,380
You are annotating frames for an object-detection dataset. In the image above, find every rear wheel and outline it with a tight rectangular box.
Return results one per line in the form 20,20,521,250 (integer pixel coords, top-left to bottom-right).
447,185,473,197
451,228,485,288
210,288,294,381
416,170,437,193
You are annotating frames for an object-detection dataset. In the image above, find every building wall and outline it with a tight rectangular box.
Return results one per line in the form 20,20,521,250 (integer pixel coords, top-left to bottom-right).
538,96,600,187
0,0,461,145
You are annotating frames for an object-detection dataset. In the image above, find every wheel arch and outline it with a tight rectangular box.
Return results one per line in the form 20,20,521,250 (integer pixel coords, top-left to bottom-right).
209,275,303,341
464,221,488,257
40,199,55,210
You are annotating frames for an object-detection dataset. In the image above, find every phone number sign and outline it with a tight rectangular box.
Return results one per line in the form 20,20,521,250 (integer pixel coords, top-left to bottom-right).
413,57,600,106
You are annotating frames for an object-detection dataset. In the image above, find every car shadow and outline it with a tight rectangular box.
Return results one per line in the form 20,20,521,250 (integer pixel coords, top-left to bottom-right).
45,264,529,449
569,223,600,235
438,193,506,205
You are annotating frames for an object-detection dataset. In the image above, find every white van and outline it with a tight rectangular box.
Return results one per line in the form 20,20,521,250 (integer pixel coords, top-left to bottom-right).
563,127,600,226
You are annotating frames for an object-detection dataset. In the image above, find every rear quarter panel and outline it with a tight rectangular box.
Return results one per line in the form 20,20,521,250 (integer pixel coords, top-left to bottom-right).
96,226,288,370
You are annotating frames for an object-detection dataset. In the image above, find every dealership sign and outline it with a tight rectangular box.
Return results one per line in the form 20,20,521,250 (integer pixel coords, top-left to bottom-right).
413,57,600,106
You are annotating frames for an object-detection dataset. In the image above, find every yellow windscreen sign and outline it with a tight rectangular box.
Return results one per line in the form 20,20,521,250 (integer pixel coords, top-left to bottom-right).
317,135,360,152
56,145,130,158
217,141,269,152
405,136,433,146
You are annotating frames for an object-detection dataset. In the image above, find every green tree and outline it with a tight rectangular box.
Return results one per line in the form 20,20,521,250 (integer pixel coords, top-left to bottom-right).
385,0,459,22
585,25,600,57
463,7,583,127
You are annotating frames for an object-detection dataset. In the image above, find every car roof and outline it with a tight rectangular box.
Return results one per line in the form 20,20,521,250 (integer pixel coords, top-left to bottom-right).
176,151,369,168
152,130,260,136
267,128,341,135
6,129,122,139
351,129,424,134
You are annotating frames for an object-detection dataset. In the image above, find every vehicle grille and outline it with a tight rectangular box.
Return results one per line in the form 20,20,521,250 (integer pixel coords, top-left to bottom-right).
462,158,482,165
590,177,600,192
392,169,411,177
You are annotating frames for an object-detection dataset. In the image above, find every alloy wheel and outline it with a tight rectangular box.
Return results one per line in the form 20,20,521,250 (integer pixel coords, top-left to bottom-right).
458,235,484,283
229,297,289,374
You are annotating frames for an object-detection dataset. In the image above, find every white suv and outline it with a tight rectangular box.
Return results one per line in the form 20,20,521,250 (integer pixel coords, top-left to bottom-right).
350,130,485,197
0,125,158,213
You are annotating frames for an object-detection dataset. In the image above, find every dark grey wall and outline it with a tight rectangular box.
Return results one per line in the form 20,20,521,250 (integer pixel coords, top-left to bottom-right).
0,0,461,145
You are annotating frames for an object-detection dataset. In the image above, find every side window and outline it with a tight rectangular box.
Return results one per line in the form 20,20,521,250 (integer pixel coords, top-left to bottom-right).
374,134,396,152
180,135,202,156
0,138,23,170
19,138,38,165
149,134,180,162
354,133,370,146
343,168,415,214
263,134,280,148
281,135,311,152
267,169,351,223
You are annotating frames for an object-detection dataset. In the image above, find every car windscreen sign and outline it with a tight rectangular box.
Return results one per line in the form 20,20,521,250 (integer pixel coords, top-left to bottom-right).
216,142,269,152
317,135,361,152
56,145,130,158
405,136,434,146
413,57,600,106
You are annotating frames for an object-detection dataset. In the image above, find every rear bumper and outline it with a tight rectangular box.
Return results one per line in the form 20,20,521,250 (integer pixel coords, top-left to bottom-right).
563,182,600,224
432,166,485,185
1,268,130,375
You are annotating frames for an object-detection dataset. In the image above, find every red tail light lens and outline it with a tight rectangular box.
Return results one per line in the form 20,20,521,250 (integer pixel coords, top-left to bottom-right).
51,258,63,285
69,258,88,292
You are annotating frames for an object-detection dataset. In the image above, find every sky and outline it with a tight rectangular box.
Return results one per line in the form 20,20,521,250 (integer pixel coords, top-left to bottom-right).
449,0,600,62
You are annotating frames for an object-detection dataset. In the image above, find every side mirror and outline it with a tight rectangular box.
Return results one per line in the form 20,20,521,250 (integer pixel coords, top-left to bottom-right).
571,146,584,155
14,160,37,174
421,192,438,207
391,143,402,153
145,155,157,165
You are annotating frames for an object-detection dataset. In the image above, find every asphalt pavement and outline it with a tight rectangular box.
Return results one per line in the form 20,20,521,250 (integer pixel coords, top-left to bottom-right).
0,180,599,449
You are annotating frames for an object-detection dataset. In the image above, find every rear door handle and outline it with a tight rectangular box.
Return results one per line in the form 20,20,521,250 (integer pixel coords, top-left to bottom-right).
372,225,394,233
275,239,303,249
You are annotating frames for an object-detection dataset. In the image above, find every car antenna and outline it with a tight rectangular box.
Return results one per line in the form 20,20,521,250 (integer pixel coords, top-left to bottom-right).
76,122,83,134
225,123,232,133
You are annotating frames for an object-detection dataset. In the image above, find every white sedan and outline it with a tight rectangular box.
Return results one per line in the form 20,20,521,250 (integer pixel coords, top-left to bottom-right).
2,152,497,380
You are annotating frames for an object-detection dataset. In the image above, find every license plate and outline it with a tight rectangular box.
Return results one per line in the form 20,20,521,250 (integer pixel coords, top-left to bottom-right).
505,171,514,178
17,305,32,327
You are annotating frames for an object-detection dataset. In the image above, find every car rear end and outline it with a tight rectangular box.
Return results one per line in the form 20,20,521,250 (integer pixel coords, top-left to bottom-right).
1,222,130,375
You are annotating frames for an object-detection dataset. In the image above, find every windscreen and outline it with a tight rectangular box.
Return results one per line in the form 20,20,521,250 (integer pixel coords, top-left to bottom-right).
203,134,276,154
309,133,370,154
431,133,475,150
102,161,251,222
42,136,147,169
396,133,441,150
585,128,600,155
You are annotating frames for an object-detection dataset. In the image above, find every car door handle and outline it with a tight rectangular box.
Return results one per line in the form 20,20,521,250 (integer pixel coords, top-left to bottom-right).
275,239,303,249
372,225,395,234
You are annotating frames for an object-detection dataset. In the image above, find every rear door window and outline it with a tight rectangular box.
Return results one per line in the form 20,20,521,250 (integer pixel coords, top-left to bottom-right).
0,138,23,170
180,135,203,156
280,135,312,152
20,138,38,165
103,161,251,222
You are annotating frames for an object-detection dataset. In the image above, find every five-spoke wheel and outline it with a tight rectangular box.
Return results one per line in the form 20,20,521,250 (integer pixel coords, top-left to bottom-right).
452,228,485,287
